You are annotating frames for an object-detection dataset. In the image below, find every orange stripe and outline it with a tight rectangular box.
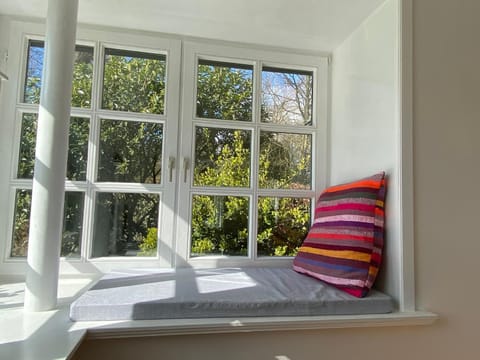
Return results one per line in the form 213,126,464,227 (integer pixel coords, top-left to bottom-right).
299,246,371,262
323,180,381,193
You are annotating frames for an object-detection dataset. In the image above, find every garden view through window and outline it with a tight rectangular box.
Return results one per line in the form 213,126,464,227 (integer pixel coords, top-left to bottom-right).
10,38,320,262
190,58,314,257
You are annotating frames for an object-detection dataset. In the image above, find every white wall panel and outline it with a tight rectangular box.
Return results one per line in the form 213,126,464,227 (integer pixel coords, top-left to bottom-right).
330,0,400,301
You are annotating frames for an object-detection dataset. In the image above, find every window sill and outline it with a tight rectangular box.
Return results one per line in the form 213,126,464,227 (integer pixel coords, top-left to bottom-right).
75,311,439,339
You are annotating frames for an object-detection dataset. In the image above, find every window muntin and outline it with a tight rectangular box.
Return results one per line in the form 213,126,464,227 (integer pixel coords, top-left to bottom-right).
17,113,90,181
92,192,160,258
98,119,163,184
11,189,85,258
23,40,94,108
261,67,313,126
196,59,253,121
102,48,166,114
194,127,251,188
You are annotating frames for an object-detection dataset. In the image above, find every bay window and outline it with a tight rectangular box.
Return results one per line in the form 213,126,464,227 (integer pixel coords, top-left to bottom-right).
5,28,327,269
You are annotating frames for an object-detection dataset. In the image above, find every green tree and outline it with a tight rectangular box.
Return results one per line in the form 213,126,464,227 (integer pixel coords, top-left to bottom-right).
138,227,159,256
14,45,313,258
191,65,312,257
102,50,166,114
196,62,253,121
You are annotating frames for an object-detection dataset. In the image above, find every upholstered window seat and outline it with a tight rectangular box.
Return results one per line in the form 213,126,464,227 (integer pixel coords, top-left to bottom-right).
69,267,394,321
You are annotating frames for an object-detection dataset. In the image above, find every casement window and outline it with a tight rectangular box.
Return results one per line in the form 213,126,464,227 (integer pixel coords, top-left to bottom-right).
176,42,327,267
5,29,327,269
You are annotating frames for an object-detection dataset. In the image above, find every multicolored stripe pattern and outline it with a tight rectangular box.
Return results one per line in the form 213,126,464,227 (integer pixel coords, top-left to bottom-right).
293,172,386,298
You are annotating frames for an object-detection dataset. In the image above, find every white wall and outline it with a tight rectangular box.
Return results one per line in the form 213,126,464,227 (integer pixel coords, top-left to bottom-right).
74,0,480,358
330,0,400,301
330,0,398,182
0,15,8,75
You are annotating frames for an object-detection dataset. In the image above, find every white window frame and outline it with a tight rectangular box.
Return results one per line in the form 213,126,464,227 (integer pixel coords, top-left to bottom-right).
2,21,182,272
1,22,328,272
176,41,328,268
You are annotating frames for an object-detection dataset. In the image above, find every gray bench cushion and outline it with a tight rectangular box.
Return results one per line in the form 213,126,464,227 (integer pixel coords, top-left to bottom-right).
69,267,394,321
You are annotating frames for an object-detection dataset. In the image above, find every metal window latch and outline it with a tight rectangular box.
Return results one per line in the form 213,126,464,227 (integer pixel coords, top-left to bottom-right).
168,156,175,182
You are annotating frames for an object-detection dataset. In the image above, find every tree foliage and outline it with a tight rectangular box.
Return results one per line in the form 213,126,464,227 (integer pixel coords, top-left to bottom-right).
14,46,313,258
98,119,163,184
92,193,159,257
196,63,252,121
102,51,165,114
191,65,313,256
11,190,84,258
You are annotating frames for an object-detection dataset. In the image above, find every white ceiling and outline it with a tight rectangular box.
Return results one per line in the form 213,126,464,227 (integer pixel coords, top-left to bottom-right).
0,0,387,51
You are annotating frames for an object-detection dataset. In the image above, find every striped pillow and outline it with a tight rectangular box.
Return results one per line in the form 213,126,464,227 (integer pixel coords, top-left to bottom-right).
293,172,386,298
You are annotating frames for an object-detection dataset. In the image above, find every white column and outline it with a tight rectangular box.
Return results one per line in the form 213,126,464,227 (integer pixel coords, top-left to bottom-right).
24,0,79,312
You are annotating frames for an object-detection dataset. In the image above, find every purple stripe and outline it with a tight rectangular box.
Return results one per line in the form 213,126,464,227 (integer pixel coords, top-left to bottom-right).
319,221,374,229
316,197,377,208
303,238,374,250
296,251,370,269
301,242,372,254
315,209,375,217
293,257,368,278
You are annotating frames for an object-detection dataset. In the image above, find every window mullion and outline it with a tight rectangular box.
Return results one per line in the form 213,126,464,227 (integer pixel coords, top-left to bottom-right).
80,40,103,261
249,60,263,260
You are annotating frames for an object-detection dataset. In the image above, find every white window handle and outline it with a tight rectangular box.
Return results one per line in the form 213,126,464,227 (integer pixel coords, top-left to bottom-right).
168,156,175,182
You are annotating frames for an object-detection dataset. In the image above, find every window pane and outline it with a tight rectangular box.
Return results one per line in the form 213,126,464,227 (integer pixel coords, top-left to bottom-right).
257,197,311,257
98,119,163,184
102,48,166,114
259,131,312,190
191,195,249,257
23,40,94,108
196,60,253,121
62,192,84,258
67,118,90,181
261,67,313,126
11,190,84,258
17,113,37,179
17,114,89,181
11,189,31,257
92,192,159,257
194,127,251,187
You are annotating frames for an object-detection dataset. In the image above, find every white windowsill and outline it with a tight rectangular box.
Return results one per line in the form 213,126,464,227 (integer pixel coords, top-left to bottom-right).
0,277,438,360
77,311,438,340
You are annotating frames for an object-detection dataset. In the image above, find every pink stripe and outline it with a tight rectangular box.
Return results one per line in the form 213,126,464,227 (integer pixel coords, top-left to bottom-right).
314,214,374,224
317,203,375,212
317,198,376,208
293,266,366,287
